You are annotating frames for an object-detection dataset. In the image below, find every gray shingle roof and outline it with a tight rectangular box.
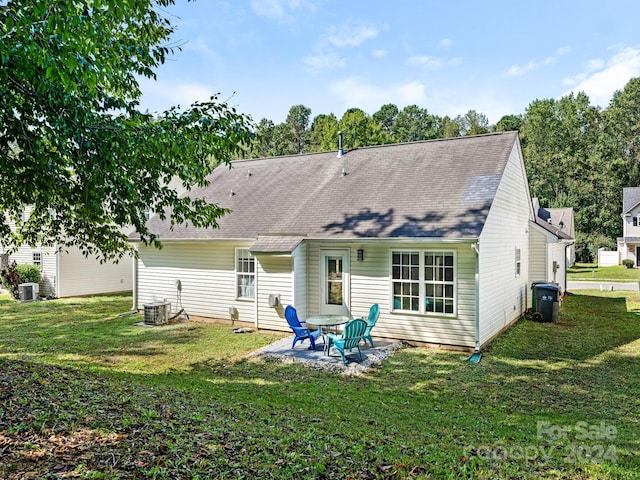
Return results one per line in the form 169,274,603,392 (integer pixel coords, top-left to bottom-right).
535,206,574,240
133,132,520,242
623,187,640,213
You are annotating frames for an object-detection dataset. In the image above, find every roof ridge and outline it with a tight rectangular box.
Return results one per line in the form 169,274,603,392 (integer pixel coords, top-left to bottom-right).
232,131,518,164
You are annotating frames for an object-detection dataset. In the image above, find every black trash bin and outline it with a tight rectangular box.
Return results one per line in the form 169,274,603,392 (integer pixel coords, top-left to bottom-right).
533,284,560,323
530,280,551,312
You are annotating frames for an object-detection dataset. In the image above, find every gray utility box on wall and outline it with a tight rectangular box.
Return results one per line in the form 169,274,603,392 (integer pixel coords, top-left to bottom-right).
268,294,281,307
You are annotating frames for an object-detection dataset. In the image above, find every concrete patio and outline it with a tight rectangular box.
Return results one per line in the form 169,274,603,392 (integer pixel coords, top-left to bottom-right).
253,335,404,375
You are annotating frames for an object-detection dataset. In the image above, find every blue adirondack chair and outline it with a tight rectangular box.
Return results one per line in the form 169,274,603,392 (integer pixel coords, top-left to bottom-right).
361,303,379,347
327,318,368,365
285,306,320,350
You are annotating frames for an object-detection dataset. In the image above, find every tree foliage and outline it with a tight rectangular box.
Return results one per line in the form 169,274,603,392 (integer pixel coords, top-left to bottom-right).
0,0,253,261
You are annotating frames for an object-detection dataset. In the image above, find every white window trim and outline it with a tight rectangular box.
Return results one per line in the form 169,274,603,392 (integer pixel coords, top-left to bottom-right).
32,251,42,268
235,248,255,301
515,247,521,278
390,249,457,317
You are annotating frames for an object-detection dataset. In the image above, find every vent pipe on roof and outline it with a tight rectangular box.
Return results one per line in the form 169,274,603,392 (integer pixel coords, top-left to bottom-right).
337,131,344,157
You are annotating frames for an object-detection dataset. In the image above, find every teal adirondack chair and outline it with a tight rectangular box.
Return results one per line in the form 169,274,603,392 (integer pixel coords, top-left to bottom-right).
361,303,379,347
327,318,368,365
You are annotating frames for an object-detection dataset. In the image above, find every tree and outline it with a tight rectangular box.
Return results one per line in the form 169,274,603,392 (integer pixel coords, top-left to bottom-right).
309,113,339,152
603,77,640,188
338,108,388,149
0,0,253,261
460,109,490,136
284,104,312,154
438,115,463,138
492,114,523,132
393,105,437,143
250,119,278,158
372,104,399,136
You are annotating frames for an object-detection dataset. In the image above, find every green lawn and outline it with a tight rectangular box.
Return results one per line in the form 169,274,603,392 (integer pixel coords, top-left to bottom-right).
0,292,638,479
568,263,640,282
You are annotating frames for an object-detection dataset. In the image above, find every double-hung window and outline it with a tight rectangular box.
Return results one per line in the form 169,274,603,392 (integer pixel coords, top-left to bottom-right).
235,248,255,300
32,252,42,268
392,250,456,315
515,248,521,277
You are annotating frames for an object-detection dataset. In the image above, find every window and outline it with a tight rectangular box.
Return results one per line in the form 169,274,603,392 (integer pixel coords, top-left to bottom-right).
392,250,456,315
235,249,255,299
32,252,42,268
515,248,521,277
391,252,420,311
636,215,640,227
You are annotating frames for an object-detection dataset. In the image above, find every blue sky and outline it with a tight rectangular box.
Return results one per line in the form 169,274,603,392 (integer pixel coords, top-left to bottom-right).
138,0,640,125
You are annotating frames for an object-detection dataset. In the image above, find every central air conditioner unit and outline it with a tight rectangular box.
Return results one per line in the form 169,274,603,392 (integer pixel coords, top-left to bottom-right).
143,301,171,325
18,283,39,302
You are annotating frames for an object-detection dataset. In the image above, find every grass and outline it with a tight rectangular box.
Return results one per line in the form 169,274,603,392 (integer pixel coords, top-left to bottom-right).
1,292,639,479
567,263,640,282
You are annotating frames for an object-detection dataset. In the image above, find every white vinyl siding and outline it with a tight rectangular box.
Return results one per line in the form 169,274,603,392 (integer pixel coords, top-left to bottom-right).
306,241,476,348
57,247,132,298
624,207,640,237
528,227,548,309
478,142,531,347
255,255,294,331
137,241,255,323
292,243,308,319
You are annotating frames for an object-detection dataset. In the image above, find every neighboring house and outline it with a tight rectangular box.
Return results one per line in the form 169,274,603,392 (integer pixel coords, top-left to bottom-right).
529,199,575,295
130,131,536,351
1,206,132,298
616,187,640,266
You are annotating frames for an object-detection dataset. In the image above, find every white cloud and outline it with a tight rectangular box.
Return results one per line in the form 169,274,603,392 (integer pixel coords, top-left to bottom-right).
139,79,215,112
406,55,461,69
304,21,381,73
407,55,444,69
304,52,346,72
563,46,640,107
183,35,212,54
507,60,538,77
325,22,380,47
372,49,389,58
507,47,570,76
250,0,316,22
329,77,428,113
438,38,454,49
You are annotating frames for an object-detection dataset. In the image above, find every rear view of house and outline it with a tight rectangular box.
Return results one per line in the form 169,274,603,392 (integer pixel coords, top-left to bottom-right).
131,132,536,350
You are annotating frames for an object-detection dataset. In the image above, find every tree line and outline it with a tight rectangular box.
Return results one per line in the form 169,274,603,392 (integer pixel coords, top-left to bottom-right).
245,78,640,262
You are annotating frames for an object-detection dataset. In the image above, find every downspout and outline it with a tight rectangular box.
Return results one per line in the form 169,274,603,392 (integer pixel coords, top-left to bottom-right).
471,241,481,352
55,245,61,298
132,246,138,311
564,241,575,296
254,257,259,330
